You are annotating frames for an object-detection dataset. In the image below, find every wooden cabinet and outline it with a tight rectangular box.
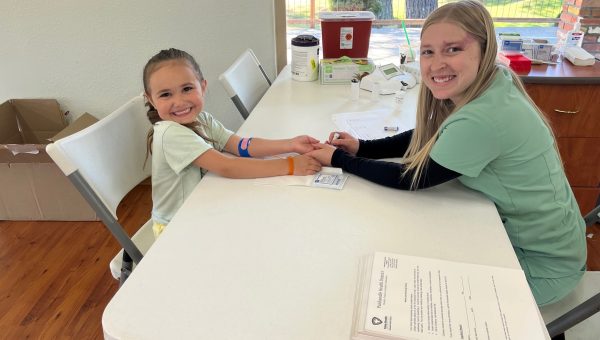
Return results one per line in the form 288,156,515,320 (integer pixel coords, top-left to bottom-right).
525,83,600,214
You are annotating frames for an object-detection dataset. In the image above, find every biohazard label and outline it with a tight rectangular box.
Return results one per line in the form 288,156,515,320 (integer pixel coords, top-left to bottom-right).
340,27,353,49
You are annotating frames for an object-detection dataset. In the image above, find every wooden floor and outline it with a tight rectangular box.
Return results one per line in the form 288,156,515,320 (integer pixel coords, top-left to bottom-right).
0,184,151,339
0,184,599,338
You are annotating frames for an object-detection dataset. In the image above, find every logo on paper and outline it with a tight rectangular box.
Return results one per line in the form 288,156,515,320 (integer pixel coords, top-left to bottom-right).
371,317,383,325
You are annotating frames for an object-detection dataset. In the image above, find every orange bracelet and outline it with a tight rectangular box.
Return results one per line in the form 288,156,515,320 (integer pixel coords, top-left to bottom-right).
287,156,294,175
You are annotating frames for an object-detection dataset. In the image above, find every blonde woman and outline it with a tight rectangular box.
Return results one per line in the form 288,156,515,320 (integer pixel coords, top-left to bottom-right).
308,0,586,307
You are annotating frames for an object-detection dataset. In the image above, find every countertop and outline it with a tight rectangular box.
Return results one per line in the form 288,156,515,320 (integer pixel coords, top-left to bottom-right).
521,60,600,84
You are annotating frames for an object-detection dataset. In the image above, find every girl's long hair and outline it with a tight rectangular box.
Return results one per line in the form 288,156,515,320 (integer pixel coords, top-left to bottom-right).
142,48,214,165
403,0,557,188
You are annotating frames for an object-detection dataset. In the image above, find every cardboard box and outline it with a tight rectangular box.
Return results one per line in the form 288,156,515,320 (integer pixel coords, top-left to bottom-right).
320,57,375,84
0,99,99,220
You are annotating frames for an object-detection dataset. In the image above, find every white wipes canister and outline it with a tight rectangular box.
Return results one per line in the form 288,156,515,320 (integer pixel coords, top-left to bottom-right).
291,35,320,81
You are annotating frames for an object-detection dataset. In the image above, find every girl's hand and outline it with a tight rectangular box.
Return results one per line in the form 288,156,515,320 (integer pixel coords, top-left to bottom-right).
290,135,320,154
327,131,359,156
305,143,336,166
292,154,322,175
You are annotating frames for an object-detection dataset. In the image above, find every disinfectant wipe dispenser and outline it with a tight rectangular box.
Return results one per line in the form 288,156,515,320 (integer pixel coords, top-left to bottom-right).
291,35,320,82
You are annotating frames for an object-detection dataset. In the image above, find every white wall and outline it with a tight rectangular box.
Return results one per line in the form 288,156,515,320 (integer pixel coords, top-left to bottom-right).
0,0,276,131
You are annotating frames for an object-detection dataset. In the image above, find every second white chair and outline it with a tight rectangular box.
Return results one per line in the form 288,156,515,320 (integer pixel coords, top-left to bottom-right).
541,205,600,339
219,48,272,120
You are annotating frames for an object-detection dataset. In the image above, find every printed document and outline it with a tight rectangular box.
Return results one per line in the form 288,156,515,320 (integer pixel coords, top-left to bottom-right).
352,252,546,340
253,153,348,190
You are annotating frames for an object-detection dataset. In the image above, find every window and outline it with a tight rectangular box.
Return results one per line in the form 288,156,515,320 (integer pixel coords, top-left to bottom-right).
280,0,561,67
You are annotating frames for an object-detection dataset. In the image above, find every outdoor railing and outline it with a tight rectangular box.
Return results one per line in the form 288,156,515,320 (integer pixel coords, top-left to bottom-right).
287,0,562,28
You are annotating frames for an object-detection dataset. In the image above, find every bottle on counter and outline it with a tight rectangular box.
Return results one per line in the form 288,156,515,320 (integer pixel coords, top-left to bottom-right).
565,17,584,48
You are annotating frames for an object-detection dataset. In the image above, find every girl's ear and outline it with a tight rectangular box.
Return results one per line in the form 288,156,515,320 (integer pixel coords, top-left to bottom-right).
144,92,155,107
200,79,208,95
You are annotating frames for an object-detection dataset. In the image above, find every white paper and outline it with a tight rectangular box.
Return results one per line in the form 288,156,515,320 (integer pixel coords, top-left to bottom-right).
253,175,312,187
332,110,408,140
253,166,348,190
356,252,546,340
4,144,40,155
311,171,348,190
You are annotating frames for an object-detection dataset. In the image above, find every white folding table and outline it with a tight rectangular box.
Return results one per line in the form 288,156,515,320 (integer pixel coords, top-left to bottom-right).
102,66,548,339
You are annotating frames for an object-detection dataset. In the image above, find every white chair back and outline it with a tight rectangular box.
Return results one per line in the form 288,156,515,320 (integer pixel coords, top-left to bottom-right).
219,48,271,119
47,96,151,218
46,95,153,283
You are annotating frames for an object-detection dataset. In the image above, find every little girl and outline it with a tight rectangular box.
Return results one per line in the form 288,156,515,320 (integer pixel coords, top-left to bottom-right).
143,48,321,237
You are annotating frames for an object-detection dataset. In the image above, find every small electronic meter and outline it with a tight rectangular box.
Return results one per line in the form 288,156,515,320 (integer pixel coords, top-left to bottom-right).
379,63,402,80
359,63,417,94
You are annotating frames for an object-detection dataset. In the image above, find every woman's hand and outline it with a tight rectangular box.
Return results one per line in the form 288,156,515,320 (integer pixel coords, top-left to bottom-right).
327,131,359,156
306,143,337,166
290,135,320,154
292,154,322,175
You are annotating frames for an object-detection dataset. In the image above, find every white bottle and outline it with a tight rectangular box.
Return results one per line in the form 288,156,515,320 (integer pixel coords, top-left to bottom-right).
371,81,380,101
291,35,320,82
565,17,584,48
350,78,360,101
394,90,406,106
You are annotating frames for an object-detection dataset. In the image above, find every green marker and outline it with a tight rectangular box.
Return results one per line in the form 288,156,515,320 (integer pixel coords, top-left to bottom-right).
401,20,415,61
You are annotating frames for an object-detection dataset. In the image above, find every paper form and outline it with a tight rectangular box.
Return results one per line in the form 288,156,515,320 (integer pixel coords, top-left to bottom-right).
310,170,348,189
332,110,409,140
356,252,546,340
253,168,348,190
253,153,348,190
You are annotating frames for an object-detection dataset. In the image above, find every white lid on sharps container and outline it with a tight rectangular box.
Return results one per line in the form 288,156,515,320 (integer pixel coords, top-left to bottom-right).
318,11,375,21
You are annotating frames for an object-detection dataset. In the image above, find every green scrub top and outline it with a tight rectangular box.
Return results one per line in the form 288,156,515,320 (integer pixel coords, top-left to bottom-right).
430,68,586,302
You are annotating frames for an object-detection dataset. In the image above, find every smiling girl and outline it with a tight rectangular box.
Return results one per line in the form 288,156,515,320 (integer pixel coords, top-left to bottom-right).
143,48,321,237
307,0,586,306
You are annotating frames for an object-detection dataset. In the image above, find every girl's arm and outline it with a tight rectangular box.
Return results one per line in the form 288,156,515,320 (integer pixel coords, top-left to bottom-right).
223,135,319,157
193,149,321,178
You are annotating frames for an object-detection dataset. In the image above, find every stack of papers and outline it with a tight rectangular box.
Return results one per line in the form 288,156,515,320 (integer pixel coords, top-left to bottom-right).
352,252,547,340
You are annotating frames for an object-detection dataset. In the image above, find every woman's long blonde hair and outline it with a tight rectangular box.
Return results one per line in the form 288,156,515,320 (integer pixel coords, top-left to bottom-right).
403,0,556,188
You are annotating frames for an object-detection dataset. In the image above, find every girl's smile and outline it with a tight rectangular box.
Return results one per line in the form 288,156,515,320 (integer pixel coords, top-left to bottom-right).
171,107,193,116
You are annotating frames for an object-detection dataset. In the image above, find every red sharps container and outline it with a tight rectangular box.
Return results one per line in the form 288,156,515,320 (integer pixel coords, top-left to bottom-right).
319,11,375,59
